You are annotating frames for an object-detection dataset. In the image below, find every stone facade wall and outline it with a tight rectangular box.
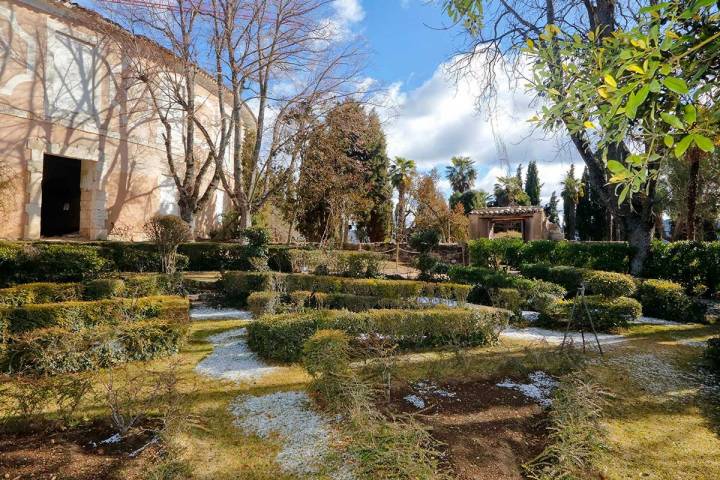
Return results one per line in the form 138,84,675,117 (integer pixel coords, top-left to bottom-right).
0,0,253,240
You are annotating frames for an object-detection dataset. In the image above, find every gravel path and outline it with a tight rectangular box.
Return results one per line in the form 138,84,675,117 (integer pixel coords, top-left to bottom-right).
230,392,353,479
501,326,626,347
195,327,280,382
190,306,253,320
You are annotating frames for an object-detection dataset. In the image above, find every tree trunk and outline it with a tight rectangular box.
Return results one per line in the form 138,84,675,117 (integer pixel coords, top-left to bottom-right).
624,215,654,276
686,147,701,241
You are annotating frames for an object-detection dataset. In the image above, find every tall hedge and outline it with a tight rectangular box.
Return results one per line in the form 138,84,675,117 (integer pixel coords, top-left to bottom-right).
644,241,720,294
468,239,633,273
247,307,511,362
519,263,636,297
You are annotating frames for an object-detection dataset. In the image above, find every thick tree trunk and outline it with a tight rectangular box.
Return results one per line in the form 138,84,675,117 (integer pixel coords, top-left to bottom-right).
686,147,701,241
624,215,654,276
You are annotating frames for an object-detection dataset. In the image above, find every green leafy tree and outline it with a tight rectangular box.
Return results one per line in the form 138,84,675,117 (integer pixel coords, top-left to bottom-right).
494,176,530,207
545,191,560,224
441,0,719,273
524,161,542,206
561,165,584,240
576,168,608,241
390,157,417,241
449,189,490,214
515,164,523,186
445,156,477,193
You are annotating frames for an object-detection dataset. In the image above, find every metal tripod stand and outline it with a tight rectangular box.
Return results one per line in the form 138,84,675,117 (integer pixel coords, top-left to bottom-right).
560,283,604,355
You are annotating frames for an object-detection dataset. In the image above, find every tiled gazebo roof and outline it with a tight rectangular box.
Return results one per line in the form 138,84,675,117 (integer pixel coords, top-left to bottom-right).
470,206,544,217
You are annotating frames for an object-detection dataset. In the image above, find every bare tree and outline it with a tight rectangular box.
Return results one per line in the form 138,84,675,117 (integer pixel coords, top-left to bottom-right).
201,0,367,231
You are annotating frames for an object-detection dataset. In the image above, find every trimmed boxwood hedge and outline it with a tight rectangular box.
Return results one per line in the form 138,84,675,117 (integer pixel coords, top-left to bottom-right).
221,271,472,306
519,263,637,297
468,239,633,272
0,295,189,338
267,248,384,277
0,274,185,306
636,279,703,323
246,290,431,317
644,240,720,294
247,307,511,362
2,320,187,374
540,295,642,331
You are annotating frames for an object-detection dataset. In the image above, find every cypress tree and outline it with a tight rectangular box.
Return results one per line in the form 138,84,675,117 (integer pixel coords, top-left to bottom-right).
545,191,560,224
576,167,608,240
524,161,542,206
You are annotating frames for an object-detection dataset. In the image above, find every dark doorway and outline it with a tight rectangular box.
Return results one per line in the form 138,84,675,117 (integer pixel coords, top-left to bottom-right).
41,155,81,237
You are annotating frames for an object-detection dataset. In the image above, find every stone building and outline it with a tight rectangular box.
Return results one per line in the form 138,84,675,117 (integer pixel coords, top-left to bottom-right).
468,206,563,241
0,0,255,240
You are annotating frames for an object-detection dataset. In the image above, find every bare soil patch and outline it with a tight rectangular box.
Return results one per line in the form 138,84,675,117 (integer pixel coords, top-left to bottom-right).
0,420,158,480
385,378,549,480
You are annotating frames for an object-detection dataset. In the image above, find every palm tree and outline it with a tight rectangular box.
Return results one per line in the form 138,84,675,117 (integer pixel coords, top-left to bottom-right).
561,165,585,240
445,156,477,193
390,157,416,241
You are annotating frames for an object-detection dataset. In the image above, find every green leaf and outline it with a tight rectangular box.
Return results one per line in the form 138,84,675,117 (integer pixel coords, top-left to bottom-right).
683,104,697,126
618,184,630,205
607,160,626,174
693,134,715,153
663,135,674,148
674,135,694,158
649,80,661,93
660,112,684,130
625,85,650,119
663,77,689,95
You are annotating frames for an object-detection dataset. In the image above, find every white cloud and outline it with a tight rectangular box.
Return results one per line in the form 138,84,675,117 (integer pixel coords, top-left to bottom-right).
383,53,582,206
321,0,365,41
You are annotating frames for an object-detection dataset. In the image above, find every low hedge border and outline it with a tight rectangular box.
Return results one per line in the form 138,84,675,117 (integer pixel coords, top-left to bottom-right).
539,295,642,331
267,249,385,277
519,263,637,298
247,306,511,363
0,274,185,306
221,271,472,306
0,295,189,340
2,320,188,374
247,290,433,317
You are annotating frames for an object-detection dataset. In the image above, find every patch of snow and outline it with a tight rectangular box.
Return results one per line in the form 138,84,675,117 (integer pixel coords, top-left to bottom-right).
521,311,540,322
679,339,706,348
413,380,456,398
100,433,122,445
416,296,459,307
195,327,279,382
630,316,683,326
497,371,558,407
230,391,353,479
501,326,626,347
190,306,253,320
404,394,426,409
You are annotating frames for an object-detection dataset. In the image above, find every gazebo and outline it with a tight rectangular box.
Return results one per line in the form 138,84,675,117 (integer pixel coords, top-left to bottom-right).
468,206,562,241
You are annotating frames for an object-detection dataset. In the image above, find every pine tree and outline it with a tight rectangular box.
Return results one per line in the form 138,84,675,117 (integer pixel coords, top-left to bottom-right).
524,161,542,206
576,167,608,240
545,191,560,224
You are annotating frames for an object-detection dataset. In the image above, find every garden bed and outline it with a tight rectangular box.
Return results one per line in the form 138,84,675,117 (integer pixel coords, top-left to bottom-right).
384,377,550,480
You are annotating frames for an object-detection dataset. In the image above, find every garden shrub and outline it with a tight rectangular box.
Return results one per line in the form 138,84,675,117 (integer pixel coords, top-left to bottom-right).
247,291,283,317
144,215,192,274
247,306,511,362
520,263,635,297
83,278,126,300
268,248,383,278
219,272,277,305
705,337,720,373
3,320,187,374
0,282,83,306
636,279,701,323
247,290,428,316
0,295,189,336
582,270,637,298
490,288,522,317
303,329,351,405
542,295,641,331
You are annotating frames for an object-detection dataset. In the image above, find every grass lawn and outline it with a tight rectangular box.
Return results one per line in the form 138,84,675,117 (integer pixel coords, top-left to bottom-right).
1,317,719,479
